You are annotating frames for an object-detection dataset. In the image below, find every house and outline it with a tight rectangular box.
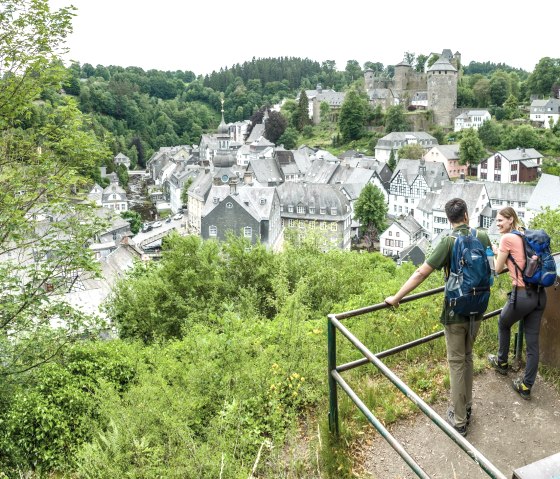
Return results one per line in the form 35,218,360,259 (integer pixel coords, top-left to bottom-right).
87,183,104,206
276,182,352,251
304,159,340,184
454,110,491,132
299,84,346,124
102,184,128,212
246,157,284,187
530,98,560,129
379,214,427,258
411,91,428,109
374,132,439,163
415,182,489,239
187,169,214,235
201,181,282,250
423,144,468,179
524,174,560,225
397,237,430,266
388,158,449,217
477,148,543,183
480,181,535,226
114,152,131,169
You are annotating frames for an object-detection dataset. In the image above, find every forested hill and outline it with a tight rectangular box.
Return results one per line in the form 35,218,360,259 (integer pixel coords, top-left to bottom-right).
63,55,550,169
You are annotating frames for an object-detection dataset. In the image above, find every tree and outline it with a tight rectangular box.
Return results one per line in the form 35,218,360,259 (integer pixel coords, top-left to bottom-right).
458,128,486,169
338,88,368,142
278,127,298,149
477,119,503,149
0,0,110,377
353,183,388,244
264,110,288,144
388,149,396,171
384,105,409,133
293,89,311,131
526,57,560,96
121,211,142,234
489,70,511,106
397,144,424,160
345,60,362,83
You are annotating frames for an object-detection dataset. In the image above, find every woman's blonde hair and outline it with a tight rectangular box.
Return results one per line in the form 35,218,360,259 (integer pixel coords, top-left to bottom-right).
498,206,523,231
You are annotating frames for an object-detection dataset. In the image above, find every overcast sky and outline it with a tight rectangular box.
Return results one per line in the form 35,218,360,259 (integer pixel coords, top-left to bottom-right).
49,0,555,76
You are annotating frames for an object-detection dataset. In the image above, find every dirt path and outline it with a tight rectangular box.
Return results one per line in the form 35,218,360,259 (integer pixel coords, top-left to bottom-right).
357,368,560,478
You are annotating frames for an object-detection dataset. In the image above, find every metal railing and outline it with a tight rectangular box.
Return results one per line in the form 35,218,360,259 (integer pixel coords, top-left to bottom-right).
328,286,510,479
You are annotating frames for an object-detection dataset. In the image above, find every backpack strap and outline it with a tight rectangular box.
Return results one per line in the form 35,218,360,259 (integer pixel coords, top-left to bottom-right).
507,230,526,309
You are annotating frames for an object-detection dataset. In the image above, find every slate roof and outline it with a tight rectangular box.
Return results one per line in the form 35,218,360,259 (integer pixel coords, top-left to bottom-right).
248,157,284,185
427,56,457,73
526,174,560,212
417,182,487,216
391,159,449,188
246,123,265,143
304,159,340,184
188,169,213,201
329,166,374,186
496,148,543,162
277,183,351,220
203,184,276,220
430,144,460,160
479,181,534,202
376,131,438,149
399,237,430,266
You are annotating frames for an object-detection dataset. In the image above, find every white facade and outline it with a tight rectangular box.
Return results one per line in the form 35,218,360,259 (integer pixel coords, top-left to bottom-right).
477,149,543,184
530,98,560,129
454,110,491,132
380,217,424,258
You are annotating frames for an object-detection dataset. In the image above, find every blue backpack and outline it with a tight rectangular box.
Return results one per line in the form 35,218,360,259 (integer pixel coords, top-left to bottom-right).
445,228,492,317
510,229,557,288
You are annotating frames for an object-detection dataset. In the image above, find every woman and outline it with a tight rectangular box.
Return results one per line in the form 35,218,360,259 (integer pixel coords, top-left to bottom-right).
487,207,547,400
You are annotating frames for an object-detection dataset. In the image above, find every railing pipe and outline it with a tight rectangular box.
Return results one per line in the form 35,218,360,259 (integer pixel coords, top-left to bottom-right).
332,370,431,479
330,315,508,479
327,316,338,435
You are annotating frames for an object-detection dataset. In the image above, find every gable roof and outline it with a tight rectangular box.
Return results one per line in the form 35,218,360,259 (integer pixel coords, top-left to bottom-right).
526,173,560,212
304,159,340,184
496,148,543,162
391,159,449,188
418,182,487,215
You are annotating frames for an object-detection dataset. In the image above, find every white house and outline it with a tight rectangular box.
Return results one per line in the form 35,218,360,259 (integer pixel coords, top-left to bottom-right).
423,144,468,179
477,148,543,183
530,98,560,129
380,214,426,258
454,110,491,132
102,184,128,212
114,152,131,169
525,174,560,225
388,158,449,217
480,181,535,226
374,132,439,163
415,182,489,239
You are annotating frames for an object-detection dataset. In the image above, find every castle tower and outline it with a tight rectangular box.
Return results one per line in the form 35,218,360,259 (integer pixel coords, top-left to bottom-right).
427,56,458,127
393,60,412,95
364,69,374,90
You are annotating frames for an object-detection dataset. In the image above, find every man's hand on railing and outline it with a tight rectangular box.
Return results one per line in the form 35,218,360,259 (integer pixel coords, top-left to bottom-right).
384,296,399,308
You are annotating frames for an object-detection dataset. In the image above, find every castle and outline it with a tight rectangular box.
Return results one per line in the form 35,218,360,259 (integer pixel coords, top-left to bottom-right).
364,49,460,128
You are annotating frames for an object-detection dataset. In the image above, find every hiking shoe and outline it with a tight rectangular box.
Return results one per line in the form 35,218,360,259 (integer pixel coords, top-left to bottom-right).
512,378,531,400
446,409,468,437
488,354,508,375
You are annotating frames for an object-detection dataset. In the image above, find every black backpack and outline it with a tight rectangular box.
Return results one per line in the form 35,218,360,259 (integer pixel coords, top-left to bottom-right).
445,229,492,317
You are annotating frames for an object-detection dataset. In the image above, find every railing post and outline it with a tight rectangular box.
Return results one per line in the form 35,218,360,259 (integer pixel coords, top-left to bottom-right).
327,315,339,436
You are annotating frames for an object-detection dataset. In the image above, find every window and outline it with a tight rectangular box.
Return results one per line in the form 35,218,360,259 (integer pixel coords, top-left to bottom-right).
288,205,294,213
209,225,217,236
320,222,328,230
389,231,393,236
244,227,252,237
213,197,219,204
309,206,315,214
330,207,337,215
308,221,316,229
396,232,400,237
511,163,518,171
288,219,296,227
226,202,233,209
385,239,394,246
330,223,337,231
259,198,266,205
511,175,518,182
320,207,326,215
297,205,305,214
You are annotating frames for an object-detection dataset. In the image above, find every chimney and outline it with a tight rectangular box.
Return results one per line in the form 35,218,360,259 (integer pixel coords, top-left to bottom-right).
243,171,253,184
229,177,238,195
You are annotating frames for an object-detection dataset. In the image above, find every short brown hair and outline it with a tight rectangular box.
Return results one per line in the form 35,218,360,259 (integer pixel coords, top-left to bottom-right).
445,198,468,224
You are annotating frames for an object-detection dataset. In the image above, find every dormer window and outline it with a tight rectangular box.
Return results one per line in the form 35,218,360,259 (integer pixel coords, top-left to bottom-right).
330,207,337,215
213,197,219,204
320,207,326,215
297,205,305,214
309,206,315,214
288,205,294,213
226,202,233,209
259,198,266,205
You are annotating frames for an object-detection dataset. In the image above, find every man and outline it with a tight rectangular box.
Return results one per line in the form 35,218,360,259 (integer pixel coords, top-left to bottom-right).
384,198,491,437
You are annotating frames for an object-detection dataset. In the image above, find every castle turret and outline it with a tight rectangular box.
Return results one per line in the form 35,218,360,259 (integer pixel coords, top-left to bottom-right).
427,56,458,127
